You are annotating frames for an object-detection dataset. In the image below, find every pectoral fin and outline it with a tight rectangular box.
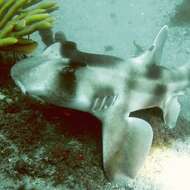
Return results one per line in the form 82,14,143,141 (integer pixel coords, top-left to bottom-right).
103,114,153,182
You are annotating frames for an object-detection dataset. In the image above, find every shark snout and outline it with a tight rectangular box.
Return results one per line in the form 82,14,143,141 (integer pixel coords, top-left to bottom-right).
13,79,45,102
11,65,27,95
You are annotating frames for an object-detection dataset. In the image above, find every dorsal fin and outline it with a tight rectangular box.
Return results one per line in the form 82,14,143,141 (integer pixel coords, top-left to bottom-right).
39,29,54,47
55,31,67,44
151,25,168,64
132,25,168,65
42,30,123,67
60,41,123,67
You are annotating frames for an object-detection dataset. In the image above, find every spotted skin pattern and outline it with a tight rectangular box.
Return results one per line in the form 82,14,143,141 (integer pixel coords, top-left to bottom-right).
11,26,190,183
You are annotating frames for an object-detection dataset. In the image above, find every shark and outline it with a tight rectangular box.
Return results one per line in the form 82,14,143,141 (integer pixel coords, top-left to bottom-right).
10,25,190,182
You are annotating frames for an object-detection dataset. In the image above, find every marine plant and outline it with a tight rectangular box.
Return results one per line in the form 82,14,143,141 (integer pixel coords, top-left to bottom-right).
0,0,58,64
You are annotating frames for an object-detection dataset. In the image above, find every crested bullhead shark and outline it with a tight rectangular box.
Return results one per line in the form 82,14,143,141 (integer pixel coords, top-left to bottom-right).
10,25,190,182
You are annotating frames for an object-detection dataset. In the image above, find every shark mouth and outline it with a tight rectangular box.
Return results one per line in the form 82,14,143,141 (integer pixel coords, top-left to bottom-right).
15,80,27,95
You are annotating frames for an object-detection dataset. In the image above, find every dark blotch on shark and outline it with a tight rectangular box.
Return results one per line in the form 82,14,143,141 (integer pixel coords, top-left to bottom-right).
146,64,162,79
154,84,167,96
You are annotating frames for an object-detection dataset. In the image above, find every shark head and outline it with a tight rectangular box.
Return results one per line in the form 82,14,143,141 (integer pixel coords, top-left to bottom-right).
11,42,74,105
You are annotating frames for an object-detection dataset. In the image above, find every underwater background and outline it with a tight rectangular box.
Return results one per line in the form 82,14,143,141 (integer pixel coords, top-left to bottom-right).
0,0,190,189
